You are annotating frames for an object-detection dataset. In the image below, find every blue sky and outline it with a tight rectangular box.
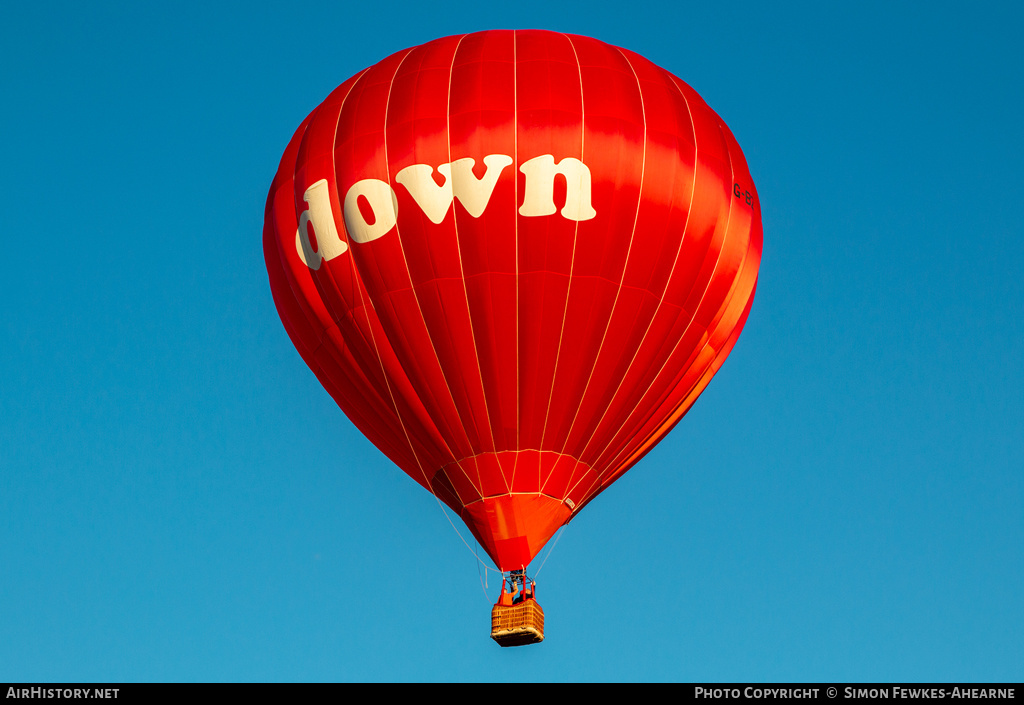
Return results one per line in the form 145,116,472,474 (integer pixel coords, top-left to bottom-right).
1,0,1021,683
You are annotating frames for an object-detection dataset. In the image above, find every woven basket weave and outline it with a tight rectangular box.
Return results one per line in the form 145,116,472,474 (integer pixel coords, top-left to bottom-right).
490,598,545,647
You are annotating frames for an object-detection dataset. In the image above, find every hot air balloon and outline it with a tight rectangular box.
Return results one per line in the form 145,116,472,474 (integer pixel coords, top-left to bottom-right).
264,30,761,646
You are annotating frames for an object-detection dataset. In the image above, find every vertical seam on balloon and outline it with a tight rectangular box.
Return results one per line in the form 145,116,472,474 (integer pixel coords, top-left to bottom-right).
574,85,739,505
309,74,380,360
283,118,359,369
382,41,483,508
546,44,649,496
278,96,422,469
597,108,737,478
564,71,707,504
302,78,377,355
567,63,698,473
283,109,417,467
282,120,322,347
536,32,586,475
573,71,708,493
638,198,753,465
512,29,522,491
326,61,442,493
446,34,509,495
630,122,755,455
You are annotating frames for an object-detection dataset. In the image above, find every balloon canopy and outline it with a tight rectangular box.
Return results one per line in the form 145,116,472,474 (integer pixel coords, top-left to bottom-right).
264,30,762,572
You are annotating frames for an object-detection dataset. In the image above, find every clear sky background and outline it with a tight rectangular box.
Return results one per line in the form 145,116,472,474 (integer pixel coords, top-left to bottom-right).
1,0,1021,683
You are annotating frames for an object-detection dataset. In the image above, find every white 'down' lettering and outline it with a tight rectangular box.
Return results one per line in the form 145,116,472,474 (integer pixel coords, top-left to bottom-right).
296,154,597,270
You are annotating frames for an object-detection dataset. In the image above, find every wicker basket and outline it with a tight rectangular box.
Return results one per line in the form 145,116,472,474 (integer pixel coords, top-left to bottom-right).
490,598,545,647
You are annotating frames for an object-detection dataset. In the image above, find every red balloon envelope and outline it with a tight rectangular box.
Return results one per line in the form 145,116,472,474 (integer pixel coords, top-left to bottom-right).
264,30,762,572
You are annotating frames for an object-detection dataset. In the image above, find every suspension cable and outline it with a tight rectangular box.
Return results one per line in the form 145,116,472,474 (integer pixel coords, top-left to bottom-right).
430,493,502,603
532,525,565,579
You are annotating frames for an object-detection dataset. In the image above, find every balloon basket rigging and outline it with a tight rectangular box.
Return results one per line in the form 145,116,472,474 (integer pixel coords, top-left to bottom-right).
490,570,544,647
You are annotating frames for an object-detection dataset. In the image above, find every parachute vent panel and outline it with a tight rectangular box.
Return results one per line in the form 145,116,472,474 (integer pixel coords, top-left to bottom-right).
490,598,545,647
